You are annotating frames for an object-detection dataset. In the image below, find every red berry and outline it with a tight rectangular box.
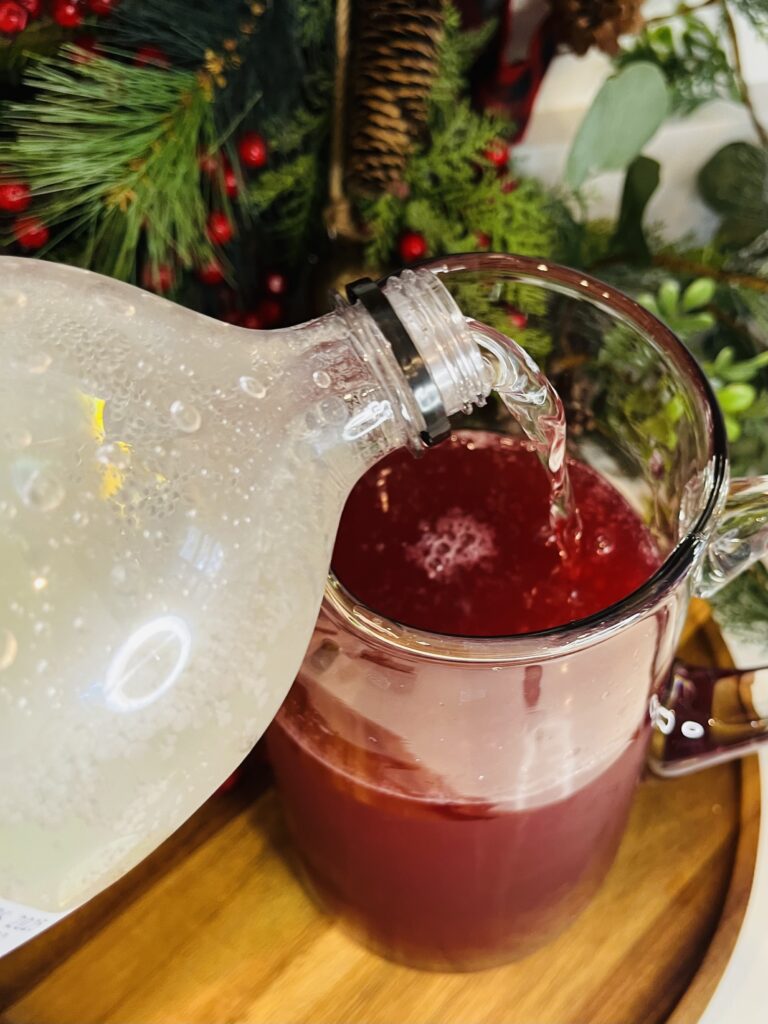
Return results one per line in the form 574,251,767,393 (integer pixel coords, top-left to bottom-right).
237,132,268,170
18,0,41,18
484,139,509,168
241,310,265,330
51,0,84,28
398,231,428,264
197,259,225,285
87,0,118,14
0,181,31,213
0,2,28,34
500,177,519,194
70,34,99,62
13,216,49,250
506,306,528,330
141,263,174,293
198,151,219,176
223,165,238,198
207,211,234,246
134,45,170,69
474,231,491,250
256,297,282,327
265,272,287,296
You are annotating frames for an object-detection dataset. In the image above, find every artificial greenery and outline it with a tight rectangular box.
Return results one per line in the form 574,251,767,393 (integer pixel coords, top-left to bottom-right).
616,14,738,115
730,0,768,38
2,0,768,632
0,51,220,280
711,561,768,641
358,5,568,361
0,0,334,306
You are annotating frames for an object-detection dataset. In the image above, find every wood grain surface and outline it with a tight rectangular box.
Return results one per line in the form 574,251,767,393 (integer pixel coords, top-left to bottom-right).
0,603,759,1024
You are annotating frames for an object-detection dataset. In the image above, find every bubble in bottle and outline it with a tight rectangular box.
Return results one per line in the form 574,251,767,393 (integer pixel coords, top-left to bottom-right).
110,562,141,595
170,400,202,433
96,442,130,470
312,369,331,389
17,468,65,512
320,397,347,424
0,628,18,671
239,376,267,399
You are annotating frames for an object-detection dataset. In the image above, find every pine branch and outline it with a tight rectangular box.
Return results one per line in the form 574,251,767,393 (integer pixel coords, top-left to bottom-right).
430,4,496,107
249,152,320,262
104,0,259,67
0,50,219,281
298,0,335,46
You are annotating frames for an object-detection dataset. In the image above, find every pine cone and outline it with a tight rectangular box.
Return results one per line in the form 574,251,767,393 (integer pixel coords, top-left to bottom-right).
549,0,644,55
346,0,445,196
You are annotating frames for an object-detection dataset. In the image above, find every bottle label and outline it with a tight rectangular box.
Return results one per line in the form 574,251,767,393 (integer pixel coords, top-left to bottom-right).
0,897,67,957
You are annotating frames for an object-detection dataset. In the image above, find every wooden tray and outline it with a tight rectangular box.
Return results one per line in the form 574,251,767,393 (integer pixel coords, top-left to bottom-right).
0,600,760,1024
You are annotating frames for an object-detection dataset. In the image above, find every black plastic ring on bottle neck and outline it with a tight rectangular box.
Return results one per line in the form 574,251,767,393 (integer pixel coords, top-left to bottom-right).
345,277,451,448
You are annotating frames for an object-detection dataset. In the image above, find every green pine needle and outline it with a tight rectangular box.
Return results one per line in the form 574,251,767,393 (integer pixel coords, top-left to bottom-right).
248,152,319,262
0,50,220,282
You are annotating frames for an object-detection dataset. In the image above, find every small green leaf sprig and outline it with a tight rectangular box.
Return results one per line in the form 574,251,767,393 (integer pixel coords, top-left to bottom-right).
638,277,768,442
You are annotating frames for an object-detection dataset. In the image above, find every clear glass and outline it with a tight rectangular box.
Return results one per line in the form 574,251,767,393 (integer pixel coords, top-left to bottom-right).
267,253,768,971
0,257,499,918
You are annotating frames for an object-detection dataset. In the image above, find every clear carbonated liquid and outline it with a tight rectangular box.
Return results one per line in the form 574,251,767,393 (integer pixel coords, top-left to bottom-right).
0,263,366,912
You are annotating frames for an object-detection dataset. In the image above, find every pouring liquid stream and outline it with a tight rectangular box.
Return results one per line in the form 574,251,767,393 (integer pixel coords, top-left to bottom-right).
470,320,582,555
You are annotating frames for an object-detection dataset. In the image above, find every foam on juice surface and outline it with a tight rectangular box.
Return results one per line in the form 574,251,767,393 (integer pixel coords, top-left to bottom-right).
406,511,497,582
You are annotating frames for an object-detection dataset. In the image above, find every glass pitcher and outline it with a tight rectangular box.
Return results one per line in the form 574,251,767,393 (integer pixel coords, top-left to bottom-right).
267,252,768,971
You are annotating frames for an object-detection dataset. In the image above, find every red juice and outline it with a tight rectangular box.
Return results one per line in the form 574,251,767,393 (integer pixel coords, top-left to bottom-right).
268,431,663,969
331,431,661,636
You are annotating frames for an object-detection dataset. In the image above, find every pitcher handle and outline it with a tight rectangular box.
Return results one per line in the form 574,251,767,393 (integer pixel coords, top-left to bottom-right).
697,474,768,597
650,473,768,776
648,659,768,777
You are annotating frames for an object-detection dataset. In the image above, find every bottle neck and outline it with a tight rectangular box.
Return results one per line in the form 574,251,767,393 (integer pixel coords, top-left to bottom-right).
338,269,492,456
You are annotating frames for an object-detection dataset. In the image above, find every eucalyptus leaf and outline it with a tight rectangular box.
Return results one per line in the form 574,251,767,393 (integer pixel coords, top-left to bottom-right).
565,63,670,190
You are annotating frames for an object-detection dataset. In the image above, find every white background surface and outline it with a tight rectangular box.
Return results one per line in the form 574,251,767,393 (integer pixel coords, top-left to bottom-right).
515,6,768,1019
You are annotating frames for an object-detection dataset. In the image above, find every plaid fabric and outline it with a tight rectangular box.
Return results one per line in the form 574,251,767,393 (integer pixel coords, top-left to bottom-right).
459,0,556,139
